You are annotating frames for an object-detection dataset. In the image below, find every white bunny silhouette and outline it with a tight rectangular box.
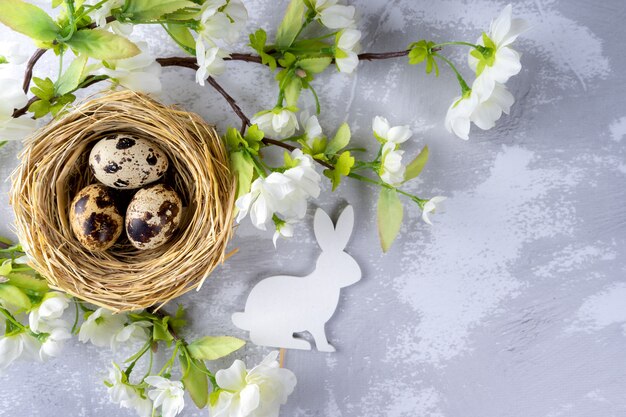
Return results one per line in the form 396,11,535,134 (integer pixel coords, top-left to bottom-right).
232,205,361,352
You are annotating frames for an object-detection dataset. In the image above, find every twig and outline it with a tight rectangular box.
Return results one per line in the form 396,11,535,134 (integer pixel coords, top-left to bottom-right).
23,48,47,94
357,50,410,61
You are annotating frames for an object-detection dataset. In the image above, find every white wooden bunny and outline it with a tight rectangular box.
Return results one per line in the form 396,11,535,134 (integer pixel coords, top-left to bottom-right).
232,205,361,352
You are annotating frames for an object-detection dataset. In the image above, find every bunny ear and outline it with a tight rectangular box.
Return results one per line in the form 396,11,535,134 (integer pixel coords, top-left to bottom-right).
333,205,354,250
314,208,335,251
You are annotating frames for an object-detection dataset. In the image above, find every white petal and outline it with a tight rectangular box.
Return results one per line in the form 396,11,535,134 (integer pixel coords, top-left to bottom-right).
490,4,512,46
372,116,390,139
386,125,412,144
216,360,247,391
239,384,261,415
337,29,361,50
500,17,530,47
336,51,358,73
320,5,355,29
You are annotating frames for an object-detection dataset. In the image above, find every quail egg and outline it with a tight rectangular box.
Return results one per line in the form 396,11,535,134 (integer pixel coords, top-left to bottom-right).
89,134,168,189
125,184,182,250
70,184,123,251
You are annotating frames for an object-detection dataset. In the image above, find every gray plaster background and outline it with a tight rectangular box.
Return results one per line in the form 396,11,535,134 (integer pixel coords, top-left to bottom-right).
1,0,626,416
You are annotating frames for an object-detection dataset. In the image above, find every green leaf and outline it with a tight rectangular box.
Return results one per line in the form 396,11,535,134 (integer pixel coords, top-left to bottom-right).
425,55,439,76
230,151,254,200
31,77,55,101
0,0,59,41
326,123,350,155
187,336,245,360
122,0,197,21
324,150,354,191
404,145,429,181
377,188,403,252
249,28,267,53
6,273,49,293
152,319,174,343
284,77,302,108
275,0,306,49
164,23,196,55
181,355,209,408
408,40,428,65
298,57,332,74
66,29,140,60
0,259,11,276
0,283,31,310
55,55,88,95
28,99,51,119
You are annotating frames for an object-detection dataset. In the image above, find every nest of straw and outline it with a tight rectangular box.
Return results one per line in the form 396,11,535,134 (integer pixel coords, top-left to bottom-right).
10,91,236,312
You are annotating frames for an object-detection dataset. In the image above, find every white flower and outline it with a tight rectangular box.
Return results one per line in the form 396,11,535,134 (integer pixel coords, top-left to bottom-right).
444,91,479,140
251,108,299,139
0,42,28,66
470,82,514,130
0,77,37,141
195,41,228,86
372,115,412,144
314,0,355,29
334,29,361,73
196,0,248,46
280,149,321,217
107,365,153,417
273,219,295,247
468,4,529,100
236,150,320,231
236,173,295,230
445,82,514,139
0,335,24,370
113,321,151,349
422,196,446,225
0,333,40,370
29,292,71,333
379,142,405,186
91,0,125,28
300,112,323,147
78,308,127,348
100,42,162,94
210,351,297,417
39,327,71,360
146,376,185,417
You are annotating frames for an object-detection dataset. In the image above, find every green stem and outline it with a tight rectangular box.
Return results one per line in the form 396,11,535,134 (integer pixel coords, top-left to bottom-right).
125,339,152,378
76,0,108,21
431,41,482,50
157,343,180,377
59,0,77,42
71,300,80,335
0,307,25,331
251,155,267,178
432,52,471,94
348,172,425,203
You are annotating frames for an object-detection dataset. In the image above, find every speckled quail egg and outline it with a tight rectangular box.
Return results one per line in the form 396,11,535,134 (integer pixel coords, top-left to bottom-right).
89,134,168,189
125,184,182,250
70,184,124,251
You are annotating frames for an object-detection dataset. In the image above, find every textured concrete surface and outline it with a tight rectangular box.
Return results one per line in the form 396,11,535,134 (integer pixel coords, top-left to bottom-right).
1,0,626,416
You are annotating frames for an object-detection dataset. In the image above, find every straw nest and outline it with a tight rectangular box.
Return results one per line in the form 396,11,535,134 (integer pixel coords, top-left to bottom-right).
10,91,236,312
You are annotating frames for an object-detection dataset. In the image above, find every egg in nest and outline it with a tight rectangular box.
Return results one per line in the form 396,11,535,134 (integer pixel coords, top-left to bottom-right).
70,184,123,251
89,134,168,189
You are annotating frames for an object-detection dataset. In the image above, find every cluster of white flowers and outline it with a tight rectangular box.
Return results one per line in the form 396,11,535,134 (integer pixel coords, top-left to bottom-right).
311,0,362,74
78,307,151,350
194,0,248,85
106,364,153,417
99,41,162,94
210,351,297,417
445,4,528,139
236,149,321,245
373,116,412,187
0,292,72,370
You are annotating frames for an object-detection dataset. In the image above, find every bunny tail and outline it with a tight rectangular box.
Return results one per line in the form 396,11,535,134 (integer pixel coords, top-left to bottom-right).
231,312,251,330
